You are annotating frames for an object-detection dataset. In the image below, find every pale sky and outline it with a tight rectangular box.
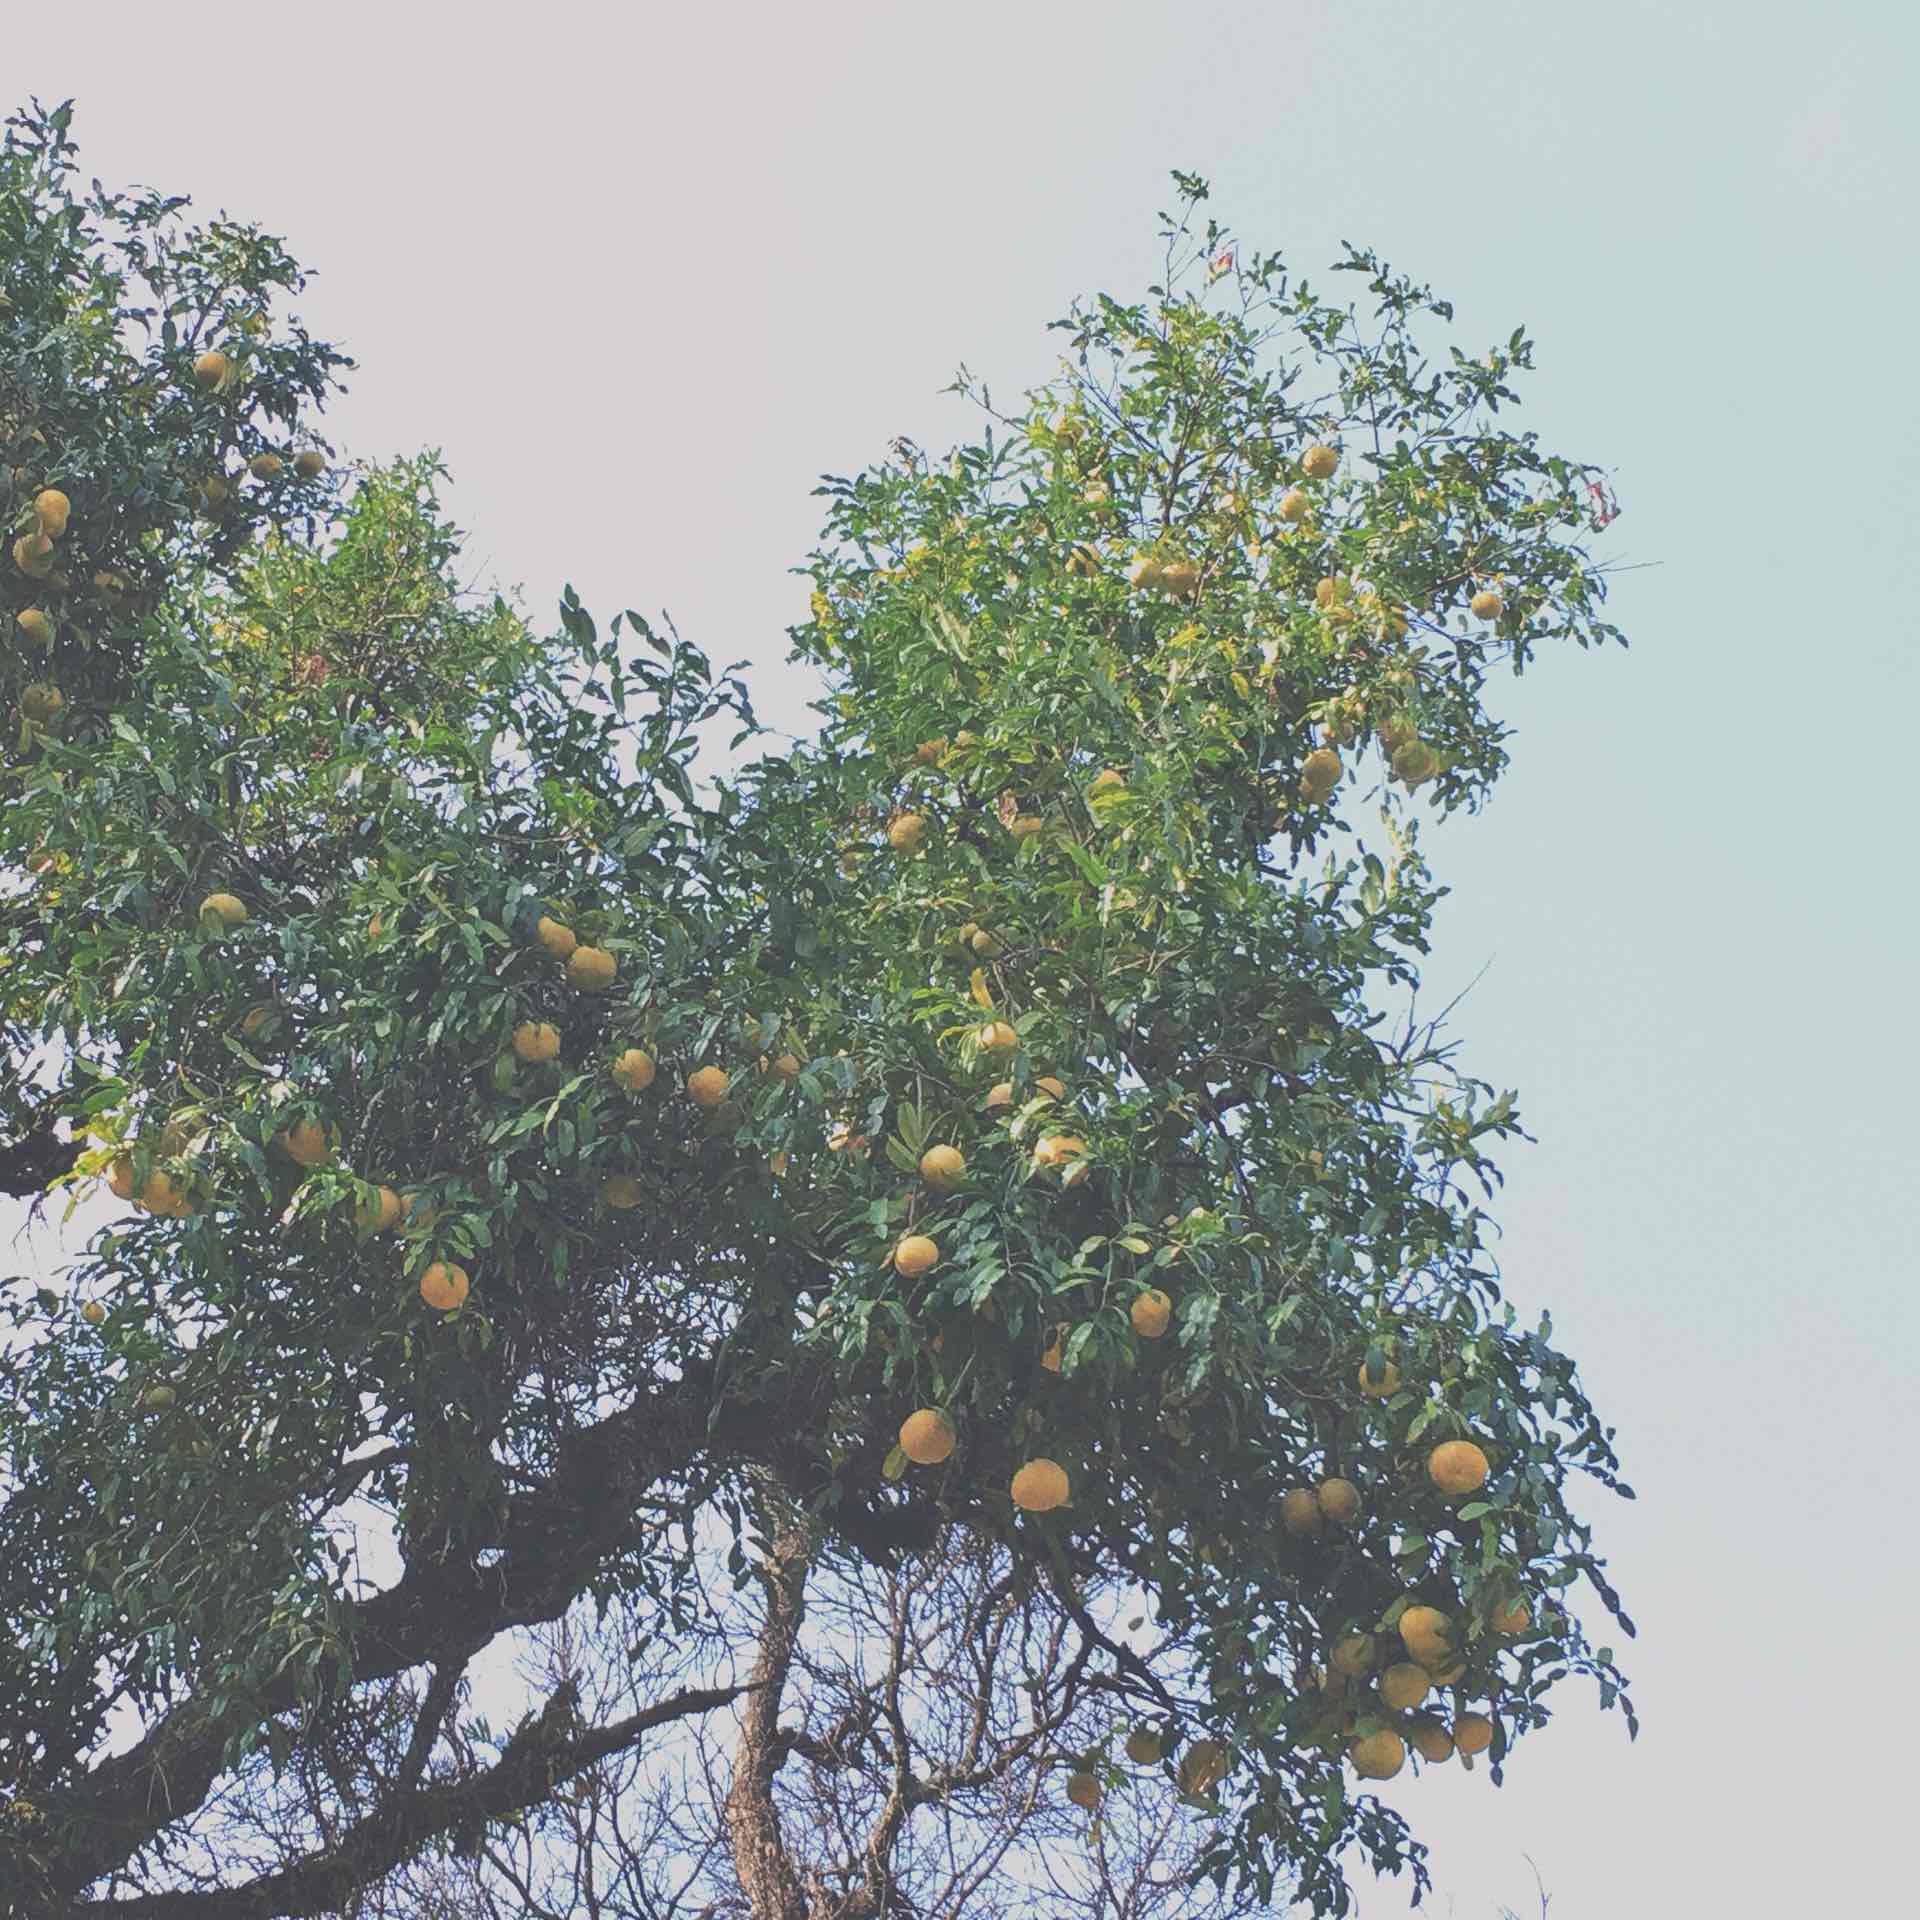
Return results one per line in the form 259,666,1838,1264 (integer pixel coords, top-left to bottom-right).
10,3,1918,1915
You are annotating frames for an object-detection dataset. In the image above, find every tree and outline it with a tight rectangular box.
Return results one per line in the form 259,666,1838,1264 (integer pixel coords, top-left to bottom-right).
1,108,1636,1917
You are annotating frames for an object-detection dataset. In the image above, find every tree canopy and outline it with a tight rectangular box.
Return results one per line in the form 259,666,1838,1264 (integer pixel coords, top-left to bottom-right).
1,107,1635,1917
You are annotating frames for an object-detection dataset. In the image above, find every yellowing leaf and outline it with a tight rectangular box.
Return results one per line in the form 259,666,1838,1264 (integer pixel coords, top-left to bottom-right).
970,967,996,1012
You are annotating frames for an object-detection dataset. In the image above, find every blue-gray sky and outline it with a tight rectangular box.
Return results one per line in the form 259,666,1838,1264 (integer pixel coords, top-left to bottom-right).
13,3,1916,1913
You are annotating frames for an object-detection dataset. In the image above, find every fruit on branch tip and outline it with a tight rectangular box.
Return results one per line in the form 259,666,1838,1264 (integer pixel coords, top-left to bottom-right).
1470,588,1504,621
512,1021,561,1063
191,350,231,390
1349,1730,1406,1780
15,607,50,644
1357,1356,1400,1399
1065,1770,1102,1809
888,812,930,853
1125,1726,1163,1766
1032,1133,1085,1168
248,453,283,480
1280,1488,1322,1538
32,488,70,537
612,1048,657,1092
1301,443,1340,480
294,450,327,479
1380,1662,1432,1711
1454,1712,1495,1757
566,945,617,991
1010,1457,1069,1511
1427,1439,1489,1497
1490,1599,1531,1635
1407,1716,1455,1763
20,683,63,722
893,1234,940,1279
80,1301,106,1327
199,891,247,930
1315,1476,1360,1524
919,1144,965,1191
1129,1288,1171,1338
1278,488,1311,523
898,1408,955,1465
419,1261,470,1311
356,1186,402,1233
275,1119,333,1168
977,1020,1019,1055
1330,1632,1375,1679
1397,1606,1453,1666
535,916,578,959
687,1066,730,1109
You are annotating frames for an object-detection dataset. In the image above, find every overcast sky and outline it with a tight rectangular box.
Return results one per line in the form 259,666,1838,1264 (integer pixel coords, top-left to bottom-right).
12,3,1918,1914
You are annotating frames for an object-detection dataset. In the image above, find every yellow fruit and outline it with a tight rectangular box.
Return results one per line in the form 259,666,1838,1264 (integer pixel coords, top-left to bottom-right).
566,945,617,992
199,891,247,930
888,812,930,853
1280,1488,1322,1538
1490,1599,1531,1636
893,1234,939,1279
969,929,1002,958
80,1301,106,1327
1278,488,1311,523
1034,1075,1067,1100
687,1066,730,1109
985,1081,1015,1110
248,453,284,480
1032,1133,1086,1167
1177,1738,1229,1794
1470,588,1504,622
766,1052,803,1080
275,1120,333,1168
136,1169,190,1216
1407,1716,1455,1763
1010,1458,1069,1511
200,474,229,509
138,1383,177,1413
419,1261,470,1312
1379,1663,1431,1711
1392,740,1440,787
32,488,70,537
898,1408,955,1465
976,1020,1019,1055
1127,552,1164,589
1300,747,1342,800
1454,1712,1495,1757
1397,1606,1454,1667
913,737,948,764
294,450,327,480
357,1185,403,1232
612,1048,657,1092
20,683,62,723
1129,1288,1172,1339
1357,1356,1401,1399
1125,1726,1163,1766
1158,559,1199,597
512,1021,561,1063
13,530,54,578
1329,1632,1375,1679
535,916,577,959
1301,443,1340,480
1316,1477,1361,1525
1008,814,1045,839
15,607,50,645
1427,1440,1490,1497
106,1156,137,1201
602,1173,643,1209
1065,542,1100,577
919,1144,965,1191
192,350,231,390
1349,1730,1406,1781
1065,1770,1102,1809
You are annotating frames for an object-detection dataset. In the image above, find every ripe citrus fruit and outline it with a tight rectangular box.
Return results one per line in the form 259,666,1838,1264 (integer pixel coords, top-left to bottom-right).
1065,543,1100,578
535,916,577,959
1301,443,1340,480
294,450,327,480
32,488,70,537
893,1234,939,1279
138,1383,178,1413
1129,1288,1172,1339
1281,1488,1322,1537
1397,1605,1454,1666
1379,1663,1431,1711
248,453,284,480
920,1144,965,1191
1010,1458,1069,1511
1392,740,1441,787
20,684,63,723
985,1082,1015,1110
275,1119,333,1168
969,928,1002,958
15,608,50,645
977,1020,1019,1055
1357,1355,1400,1399
512,1021,561,1063
1177,1739,1229,1794
80,1301,106,1327
199,891,247,931
1316,1477,1361,1525
612,1048,656,1092
602,1173,643,1209
766,1052,802,1080
1470,588,1504,621
898,1408,955,1465
356,1185,402,1233
1427,1440,1490,1497
1330,1632,1375,1678
1032,1133,1085,1167
419,1261,470,1311
1278,487,1311,522
1490,1598,1531,1635
1300,747,1342,801
1407,1716,1455,1763
106,1156,137,1201
913,737,948,764
192,350,231,390
1065,1770,1102,1809
1125,1726,1163,1766
888,812,930,853
1158,559,1199,597
1034,1075,1067,1100
566,945,617,992
687,1066,730,1108
1349,1730,1406,1780
1454,1712,1495,1757
1127,552,1164,589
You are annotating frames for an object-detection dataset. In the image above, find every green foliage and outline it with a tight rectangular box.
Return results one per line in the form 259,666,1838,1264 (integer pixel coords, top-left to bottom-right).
0,109,1636,1918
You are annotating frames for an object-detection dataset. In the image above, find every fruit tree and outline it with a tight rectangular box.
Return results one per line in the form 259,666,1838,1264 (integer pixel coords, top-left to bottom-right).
0,112,1635,1916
